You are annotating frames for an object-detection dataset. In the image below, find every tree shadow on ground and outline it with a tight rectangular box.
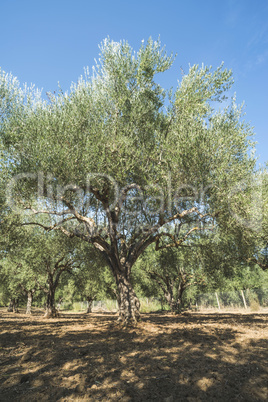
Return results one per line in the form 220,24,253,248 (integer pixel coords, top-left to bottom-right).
0,310,267,401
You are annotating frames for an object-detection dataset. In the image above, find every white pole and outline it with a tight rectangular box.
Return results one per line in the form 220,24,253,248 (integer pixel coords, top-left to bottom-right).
215,292,221,310
241,290,247,309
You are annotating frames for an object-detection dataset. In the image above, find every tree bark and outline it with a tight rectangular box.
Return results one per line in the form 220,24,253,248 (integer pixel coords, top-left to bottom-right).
7,298,19,313
44,286,58,318
170,298,183,314
26,291,33,314
149,271,186,314
169,281,186,314
102,241,141,325
86,297,94,313
116,273,140,325
7,299,13,312
164,288,182,314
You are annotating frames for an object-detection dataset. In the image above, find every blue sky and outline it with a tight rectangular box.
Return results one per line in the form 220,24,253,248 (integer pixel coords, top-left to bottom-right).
1,0,267,165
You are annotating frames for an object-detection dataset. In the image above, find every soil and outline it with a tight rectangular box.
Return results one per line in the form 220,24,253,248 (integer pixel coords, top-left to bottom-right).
0,308,267,401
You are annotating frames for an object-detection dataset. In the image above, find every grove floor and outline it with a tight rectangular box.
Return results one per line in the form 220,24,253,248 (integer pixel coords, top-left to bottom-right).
0,309,267,401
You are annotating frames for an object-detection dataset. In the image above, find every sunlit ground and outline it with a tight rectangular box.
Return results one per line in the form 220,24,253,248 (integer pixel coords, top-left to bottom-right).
0,309,267,401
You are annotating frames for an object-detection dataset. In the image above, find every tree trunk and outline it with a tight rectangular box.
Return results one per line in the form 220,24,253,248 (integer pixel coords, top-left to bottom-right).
57,297,63,312
44,287,58,318
104,246,140,325
116,274,140,325
7,299,13,312
7,298,19,313
86,297,94,313
163,282,185,314
170,298,182,314
169,282,186,314
26,291,33,314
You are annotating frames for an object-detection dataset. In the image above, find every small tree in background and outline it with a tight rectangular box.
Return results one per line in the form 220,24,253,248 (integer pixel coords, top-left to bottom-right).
71,243,115,313
1,220,83,317
135,245,206,313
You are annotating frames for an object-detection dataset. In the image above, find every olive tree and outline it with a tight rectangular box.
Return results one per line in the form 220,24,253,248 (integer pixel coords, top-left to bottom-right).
71,242,115,313
148,248,206,313
222,168,268,271
0,38,256,324
1,221,82,317
252,169,268,270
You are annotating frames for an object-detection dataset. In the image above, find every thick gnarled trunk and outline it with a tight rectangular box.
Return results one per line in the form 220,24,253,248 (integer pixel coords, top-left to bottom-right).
116,274,140,325
149,271,187,314
170,298,183,314
165,283,185,314
104,246,141,325
86,296,94,313
7,298,19,313
167,283,185,314
44,287,58,318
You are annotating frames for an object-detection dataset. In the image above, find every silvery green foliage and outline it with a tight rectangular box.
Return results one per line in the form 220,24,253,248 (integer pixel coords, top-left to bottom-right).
0,37,257,253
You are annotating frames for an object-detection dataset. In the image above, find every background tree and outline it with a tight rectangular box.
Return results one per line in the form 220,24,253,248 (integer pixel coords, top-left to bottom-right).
71,243,115,313
134,244,207,313
250,169,268,270
1,219,83,317
218,168,268,272
29,231,82,318
0,38,256,324
0,210,37,312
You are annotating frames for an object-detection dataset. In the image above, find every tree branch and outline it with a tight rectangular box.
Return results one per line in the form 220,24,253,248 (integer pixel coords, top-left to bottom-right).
155,226,200,251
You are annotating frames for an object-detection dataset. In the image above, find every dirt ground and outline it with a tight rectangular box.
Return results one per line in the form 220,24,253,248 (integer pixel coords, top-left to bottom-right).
0,309,267,401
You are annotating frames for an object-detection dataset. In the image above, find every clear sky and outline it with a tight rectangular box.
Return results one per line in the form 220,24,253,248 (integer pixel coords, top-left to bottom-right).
1,0,267,165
